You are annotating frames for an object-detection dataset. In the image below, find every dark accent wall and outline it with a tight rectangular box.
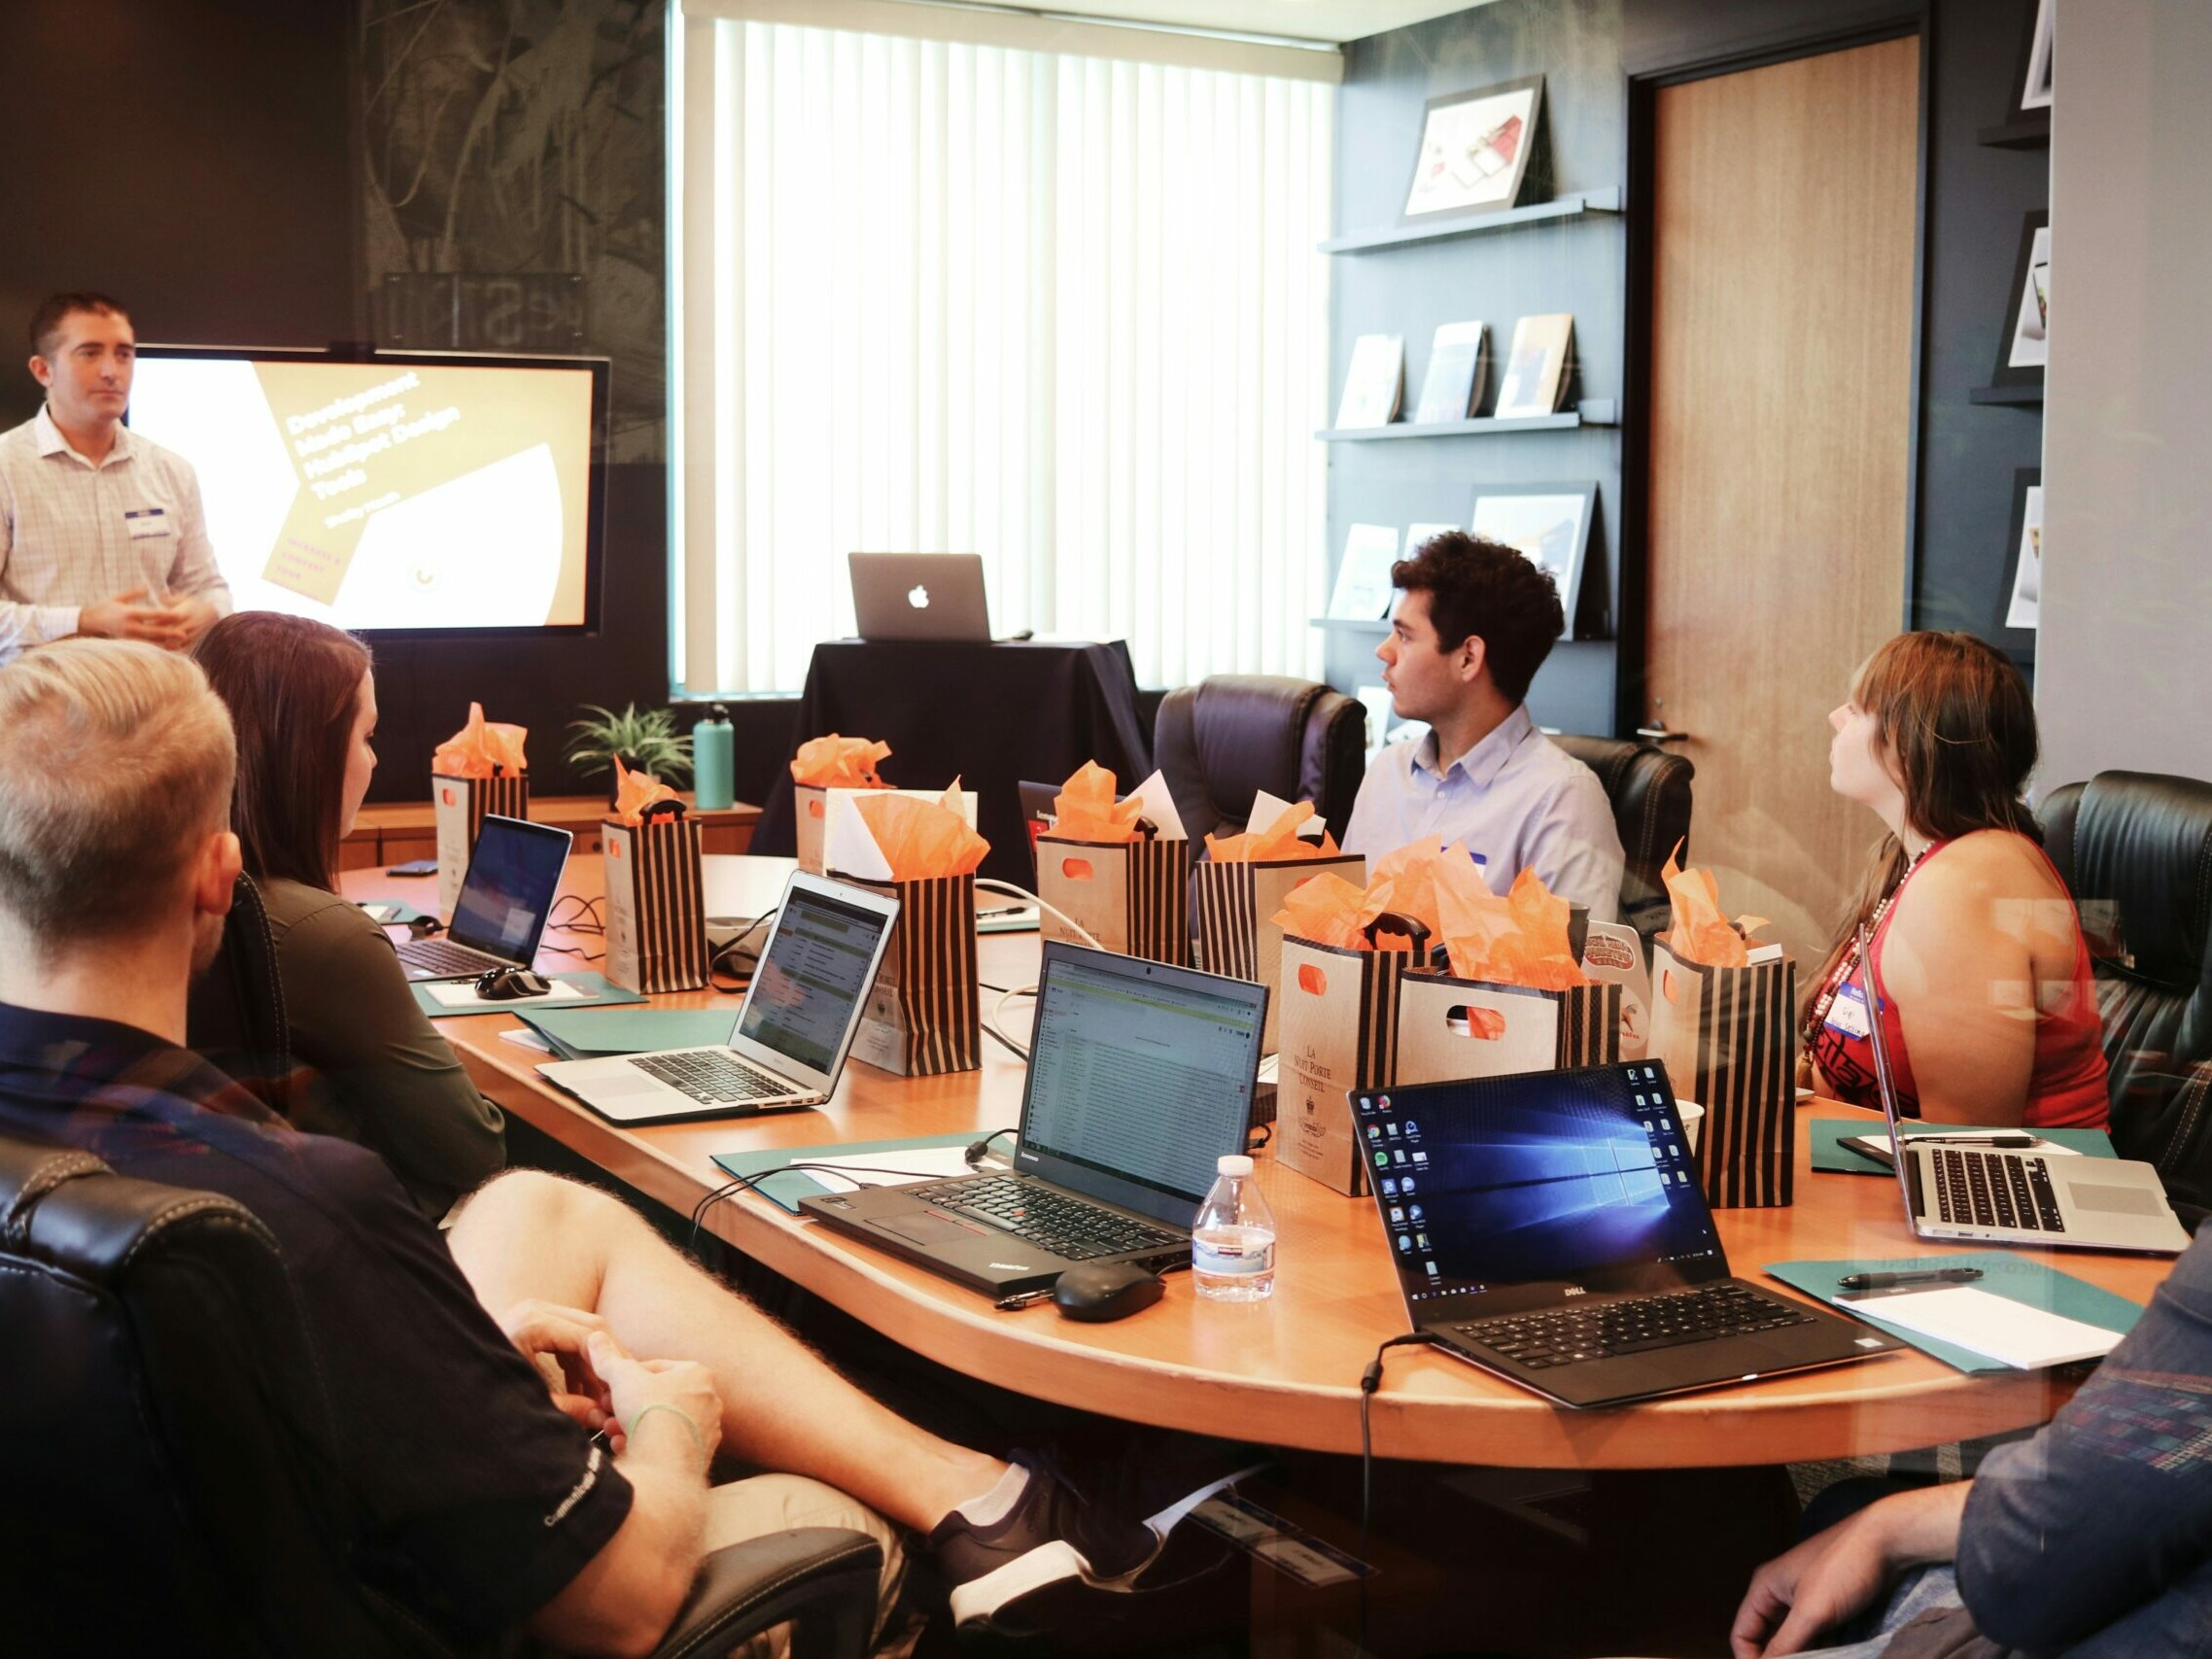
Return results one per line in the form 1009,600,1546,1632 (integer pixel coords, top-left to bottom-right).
1334,0,2049,735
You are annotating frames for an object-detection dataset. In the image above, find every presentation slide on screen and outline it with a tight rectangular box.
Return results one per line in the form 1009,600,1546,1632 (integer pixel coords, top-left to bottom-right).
128,359,594,630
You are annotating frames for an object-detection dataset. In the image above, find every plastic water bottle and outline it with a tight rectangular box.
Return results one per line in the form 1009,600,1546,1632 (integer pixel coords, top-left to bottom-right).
1192,1154,1276,1301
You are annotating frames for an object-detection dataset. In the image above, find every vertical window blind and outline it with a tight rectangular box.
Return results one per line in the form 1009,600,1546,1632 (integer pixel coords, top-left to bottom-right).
671,11,1334,695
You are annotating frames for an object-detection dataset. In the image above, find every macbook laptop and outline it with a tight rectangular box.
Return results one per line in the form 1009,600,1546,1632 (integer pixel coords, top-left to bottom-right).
800,943,1268,1296
850,553,991,641
1858,928,2188,1254
538,873,899,1125
395,815,571,982
1357,1064,1899,1408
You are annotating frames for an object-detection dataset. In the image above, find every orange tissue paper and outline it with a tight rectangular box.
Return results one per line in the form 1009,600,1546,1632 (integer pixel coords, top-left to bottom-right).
1271,874,1391,953
432,702,528,778
1357,837,1492,947
1661,847,1770,969
853,784,990,880
1206,801,1343,864
1436,868,1590,991
790,735,891,788
610,757,684,826
1052,761,1150,844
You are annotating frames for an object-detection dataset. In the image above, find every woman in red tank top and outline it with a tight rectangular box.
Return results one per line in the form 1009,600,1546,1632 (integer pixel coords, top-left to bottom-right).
1800,633,2108,1130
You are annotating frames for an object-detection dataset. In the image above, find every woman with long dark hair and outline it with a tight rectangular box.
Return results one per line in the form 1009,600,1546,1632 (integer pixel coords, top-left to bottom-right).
1800,630,2107,1128
194,611,504,1210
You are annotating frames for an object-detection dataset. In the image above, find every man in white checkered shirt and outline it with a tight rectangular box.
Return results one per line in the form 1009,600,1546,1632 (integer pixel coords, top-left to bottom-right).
0,293,231,665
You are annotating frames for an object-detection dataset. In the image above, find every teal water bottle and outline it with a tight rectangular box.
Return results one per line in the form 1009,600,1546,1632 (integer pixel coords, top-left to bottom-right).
693,703,735,810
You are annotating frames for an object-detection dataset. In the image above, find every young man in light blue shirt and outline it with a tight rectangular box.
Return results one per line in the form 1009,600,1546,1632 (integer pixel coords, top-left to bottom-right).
1341,531,1625,923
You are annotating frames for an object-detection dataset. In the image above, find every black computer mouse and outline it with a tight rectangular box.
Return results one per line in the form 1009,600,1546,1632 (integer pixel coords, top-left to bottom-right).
477,968,554,1001
1051,1262,1165,1323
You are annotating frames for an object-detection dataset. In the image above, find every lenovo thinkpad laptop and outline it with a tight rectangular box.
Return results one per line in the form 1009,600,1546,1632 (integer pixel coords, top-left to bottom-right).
800,943,1267,1296
395,815,571,982
849,553,991,641
1858,929,2188,1254
1358,1064,1899,1409
538,873,899,1125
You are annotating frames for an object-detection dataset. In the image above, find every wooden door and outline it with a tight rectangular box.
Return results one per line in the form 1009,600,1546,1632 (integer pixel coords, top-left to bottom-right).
1644,36,1919,967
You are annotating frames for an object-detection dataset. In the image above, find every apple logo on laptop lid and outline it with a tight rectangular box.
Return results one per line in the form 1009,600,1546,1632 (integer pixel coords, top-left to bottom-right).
908,584,930,608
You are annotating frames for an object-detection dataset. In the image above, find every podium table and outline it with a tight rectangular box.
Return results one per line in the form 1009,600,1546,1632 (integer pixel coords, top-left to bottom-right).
754,639,1151,885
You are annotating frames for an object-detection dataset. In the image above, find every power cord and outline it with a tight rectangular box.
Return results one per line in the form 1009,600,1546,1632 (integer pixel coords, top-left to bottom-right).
974,878,1103,950
1358,1332,1433,1654
685,1158,958,1254
709,906,779,992
986,985,1038,1059
965,1127,1019,1166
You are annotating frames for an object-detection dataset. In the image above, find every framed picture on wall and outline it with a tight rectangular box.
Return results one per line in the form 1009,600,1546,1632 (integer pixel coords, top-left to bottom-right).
2011,0,2053,119
1400,76,1545,224
1469,481,1600,636
1990,211,2049,388
2000,468,2043,640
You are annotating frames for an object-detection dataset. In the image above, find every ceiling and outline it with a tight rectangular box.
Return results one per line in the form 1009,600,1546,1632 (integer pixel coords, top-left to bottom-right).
971,1,1489,48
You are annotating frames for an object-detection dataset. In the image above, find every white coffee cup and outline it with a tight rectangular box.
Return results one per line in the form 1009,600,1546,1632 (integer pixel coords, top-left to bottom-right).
1675,1099,1706,1156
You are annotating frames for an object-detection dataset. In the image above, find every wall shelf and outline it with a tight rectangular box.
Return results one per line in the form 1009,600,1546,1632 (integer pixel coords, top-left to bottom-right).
1968,383,2044,406
1976,117,2050,150
1316,399,1616,441
1320,188,1624,256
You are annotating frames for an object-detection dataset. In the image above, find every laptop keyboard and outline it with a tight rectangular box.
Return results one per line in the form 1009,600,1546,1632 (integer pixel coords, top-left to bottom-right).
911,1175,1184,1263
1931,1147,2066,1232
397,938,507,977
628,1050,796,1105
1452,1283,1815,1371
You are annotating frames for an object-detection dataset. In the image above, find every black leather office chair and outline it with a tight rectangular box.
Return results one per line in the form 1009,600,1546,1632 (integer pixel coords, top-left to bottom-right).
185,871,295,1113
2037,771,2212,1214
0,1130,884,1657
1552,735,1695,945
1154,675,1367,844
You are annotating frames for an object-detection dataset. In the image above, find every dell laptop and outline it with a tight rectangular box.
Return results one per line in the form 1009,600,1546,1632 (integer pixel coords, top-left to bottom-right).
1858,929,2188,1254
800,943,1268,1296
1358,1064,1899,1409
539,873,899,1125
395,815,572,982
849,553,992,641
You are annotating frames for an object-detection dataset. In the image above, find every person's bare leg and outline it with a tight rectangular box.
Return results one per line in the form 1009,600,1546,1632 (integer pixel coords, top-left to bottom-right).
447,1170,1006,1534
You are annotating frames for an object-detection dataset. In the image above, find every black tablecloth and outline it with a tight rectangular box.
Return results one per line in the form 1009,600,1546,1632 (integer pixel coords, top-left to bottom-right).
755,639,1154,886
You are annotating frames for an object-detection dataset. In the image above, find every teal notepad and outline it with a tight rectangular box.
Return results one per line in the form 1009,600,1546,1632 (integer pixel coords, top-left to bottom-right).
711,1134,980,1215
518,1006,736,1058
1764,1251,2147,1374
1812,1119,2115,1174
360,899,433,926
411,971,648,1020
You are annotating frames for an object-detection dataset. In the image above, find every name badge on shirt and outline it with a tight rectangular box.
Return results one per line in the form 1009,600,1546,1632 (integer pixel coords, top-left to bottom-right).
123,507,170,539
1825,980,1874,1040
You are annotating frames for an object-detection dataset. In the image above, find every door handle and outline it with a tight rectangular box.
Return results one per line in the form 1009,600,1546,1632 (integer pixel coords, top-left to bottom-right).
1636,724,1690,743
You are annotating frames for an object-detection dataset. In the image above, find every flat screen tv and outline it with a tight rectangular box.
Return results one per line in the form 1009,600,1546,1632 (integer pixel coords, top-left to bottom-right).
127,347,607,636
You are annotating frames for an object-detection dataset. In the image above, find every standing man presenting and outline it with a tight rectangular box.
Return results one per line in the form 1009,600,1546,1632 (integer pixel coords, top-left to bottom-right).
0,292,230,663
1342,531,1625,922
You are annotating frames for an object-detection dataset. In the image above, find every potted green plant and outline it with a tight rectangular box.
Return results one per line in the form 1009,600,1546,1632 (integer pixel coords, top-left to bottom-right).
566,703,695,805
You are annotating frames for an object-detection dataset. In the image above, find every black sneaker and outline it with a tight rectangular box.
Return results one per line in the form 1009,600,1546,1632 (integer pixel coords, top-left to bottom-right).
929,1454,1167,1634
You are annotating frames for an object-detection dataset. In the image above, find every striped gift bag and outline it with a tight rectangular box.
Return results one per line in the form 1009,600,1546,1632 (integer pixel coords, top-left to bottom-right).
1191,853,1365,1052
432,770,530,922
845,873,982,1076
1649,941,1799,1208
1276,926,1424,1196
1036,835,1192,966
1395,973,1623,1084
603,812,709,993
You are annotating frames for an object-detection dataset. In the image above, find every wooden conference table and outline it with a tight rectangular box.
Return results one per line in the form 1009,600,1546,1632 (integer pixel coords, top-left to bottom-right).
343,857,2174,1472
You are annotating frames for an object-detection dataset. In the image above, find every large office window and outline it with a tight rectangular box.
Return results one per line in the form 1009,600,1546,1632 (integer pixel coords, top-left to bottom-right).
670,9,1334,695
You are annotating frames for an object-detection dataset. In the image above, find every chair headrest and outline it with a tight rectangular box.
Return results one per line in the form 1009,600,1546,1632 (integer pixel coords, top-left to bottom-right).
2061,771,2212,992
1172,675,1326,819
0,1129,267,1281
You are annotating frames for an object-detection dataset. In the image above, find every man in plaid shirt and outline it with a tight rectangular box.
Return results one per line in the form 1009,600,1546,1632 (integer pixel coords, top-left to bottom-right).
0,293,231,664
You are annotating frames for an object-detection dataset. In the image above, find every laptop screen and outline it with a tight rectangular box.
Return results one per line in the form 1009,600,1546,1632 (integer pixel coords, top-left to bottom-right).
450,816,571,960
1355,1063,1724,1313
735,881,894,1074
1013,945,1267,1227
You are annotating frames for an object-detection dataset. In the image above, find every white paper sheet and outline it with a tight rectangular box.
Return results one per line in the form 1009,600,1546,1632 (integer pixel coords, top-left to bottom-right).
425,977,588,1009
1124,769,1188,843
1838,1286,2121,1369
797,1145,979,1193
1247,788,1327,840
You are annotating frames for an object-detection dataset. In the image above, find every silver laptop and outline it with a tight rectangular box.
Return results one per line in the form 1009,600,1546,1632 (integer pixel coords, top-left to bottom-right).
1860,928,2188,1254
539,873,899,1125
849,553,991,641
395,815,572,982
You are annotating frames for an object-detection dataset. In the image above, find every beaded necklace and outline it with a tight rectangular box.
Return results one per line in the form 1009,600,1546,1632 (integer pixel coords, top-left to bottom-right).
1803,842,1932,1043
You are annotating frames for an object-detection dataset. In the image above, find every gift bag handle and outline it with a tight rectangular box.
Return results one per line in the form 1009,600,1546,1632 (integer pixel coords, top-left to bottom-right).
639,798,687,823
1362,912,1431,954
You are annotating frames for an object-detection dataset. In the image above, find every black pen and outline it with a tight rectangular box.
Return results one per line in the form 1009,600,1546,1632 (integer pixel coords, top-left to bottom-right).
1837,1267,1985,1292
1897,1133,2043,1149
